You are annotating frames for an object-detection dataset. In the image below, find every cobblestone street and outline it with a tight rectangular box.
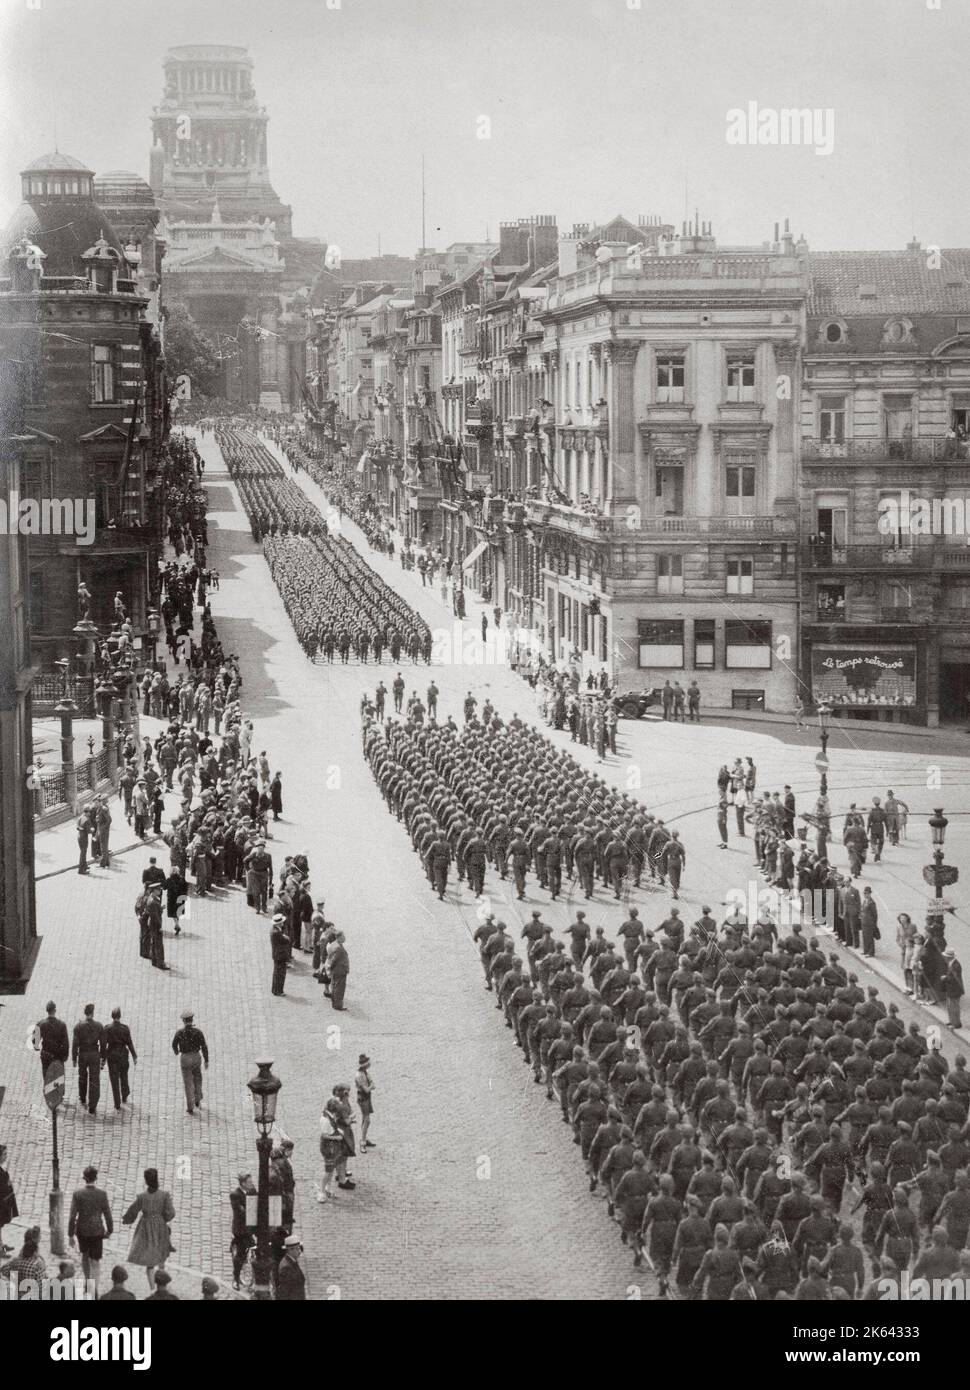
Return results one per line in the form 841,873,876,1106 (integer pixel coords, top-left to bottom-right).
4,429,968,1300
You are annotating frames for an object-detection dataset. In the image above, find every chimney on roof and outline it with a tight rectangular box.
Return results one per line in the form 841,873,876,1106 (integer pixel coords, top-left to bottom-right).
528,214,559,269
499,220,530,266
906,237,922,252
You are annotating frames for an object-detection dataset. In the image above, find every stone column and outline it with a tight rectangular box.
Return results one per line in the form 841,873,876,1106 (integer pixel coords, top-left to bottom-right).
55,698,78,812
604,339,641,512
773,341,799,509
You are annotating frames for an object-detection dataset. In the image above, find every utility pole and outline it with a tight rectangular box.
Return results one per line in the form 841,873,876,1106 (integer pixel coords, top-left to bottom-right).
421,153,426,252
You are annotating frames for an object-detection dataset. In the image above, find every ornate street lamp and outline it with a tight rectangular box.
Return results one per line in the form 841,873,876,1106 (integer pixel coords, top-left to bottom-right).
925,808,955,948
816,701,832,799
247,1059,282,1300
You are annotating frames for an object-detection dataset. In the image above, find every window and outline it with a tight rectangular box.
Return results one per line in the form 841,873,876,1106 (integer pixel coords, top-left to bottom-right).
92,344,116,402
656,354,685,403
657,553,684,595
944,581,970,609
725,619,772,669
361,357,372,370
816,583,846,620
814,505,848,562
883,581,912,611
28,571,46,632
732,689,766,711
819,395,846,445
884,397,913,457
726,354,756,402
824,322,845,344
726,556,754,595
725,463,756,515
419,366,431,390
694,618,715,669
637,618,684,668
655,460,685,515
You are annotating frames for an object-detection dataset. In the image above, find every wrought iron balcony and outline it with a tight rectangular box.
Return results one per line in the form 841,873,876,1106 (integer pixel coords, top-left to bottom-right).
802,436,968,462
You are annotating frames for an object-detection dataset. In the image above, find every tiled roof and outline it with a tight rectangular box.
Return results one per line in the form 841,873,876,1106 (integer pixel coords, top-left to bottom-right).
23,151,93,174
808,249,970,315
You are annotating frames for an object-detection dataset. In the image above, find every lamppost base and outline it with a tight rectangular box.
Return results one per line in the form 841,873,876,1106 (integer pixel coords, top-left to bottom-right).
49,1190,66,1258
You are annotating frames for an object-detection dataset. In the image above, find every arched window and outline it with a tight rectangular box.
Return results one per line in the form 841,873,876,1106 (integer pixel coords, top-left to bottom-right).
824,321,844,344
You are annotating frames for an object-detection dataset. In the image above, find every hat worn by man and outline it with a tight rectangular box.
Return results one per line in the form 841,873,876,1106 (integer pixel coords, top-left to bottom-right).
358,1054,371,1066
181,1010,194,1022
283,1234,302,1248
154,1270,173,1286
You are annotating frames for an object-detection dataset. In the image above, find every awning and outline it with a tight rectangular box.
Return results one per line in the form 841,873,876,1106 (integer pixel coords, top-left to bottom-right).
462,539,489,570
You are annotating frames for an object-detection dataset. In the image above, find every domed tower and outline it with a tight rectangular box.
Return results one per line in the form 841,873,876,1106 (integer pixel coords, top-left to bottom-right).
3,152,126,276
150,45,292,236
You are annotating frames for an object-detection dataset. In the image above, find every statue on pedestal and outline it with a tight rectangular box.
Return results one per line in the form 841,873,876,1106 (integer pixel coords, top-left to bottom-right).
77,581,92,621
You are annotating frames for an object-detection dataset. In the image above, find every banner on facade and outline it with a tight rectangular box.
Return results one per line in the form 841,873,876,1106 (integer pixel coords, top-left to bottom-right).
810,643,917,707
462,539,489,570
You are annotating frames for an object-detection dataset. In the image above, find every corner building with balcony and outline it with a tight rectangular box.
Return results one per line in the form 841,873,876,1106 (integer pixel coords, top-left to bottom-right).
528,219,804,709
799,245,970,726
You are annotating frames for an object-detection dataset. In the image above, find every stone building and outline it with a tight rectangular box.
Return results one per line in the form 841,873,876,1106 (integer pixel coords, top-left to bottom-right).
512,216,804,703
799,244,970,726
150,45,329,408
0,153,167,663
0,339,38,989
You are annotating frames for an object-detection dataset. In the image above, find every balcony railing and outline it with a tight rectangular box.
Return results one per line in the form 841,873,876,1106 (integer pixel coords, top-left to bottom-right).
805,542,970,569
639,514,794,536
803,436,969,462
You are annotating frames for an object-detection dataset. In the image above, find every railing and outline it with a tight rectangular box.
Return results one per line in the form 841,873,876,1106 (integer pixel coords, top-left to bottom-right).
802,436,968,462
40,276,89,292
805,542,970,569
75,761,93,794
638,514,792,535
32,674,96,717
39,768,68,811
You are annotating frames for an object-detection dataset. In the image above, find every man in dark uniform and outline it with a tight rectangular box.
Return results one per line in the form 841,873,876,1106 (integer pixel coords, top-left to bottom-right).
428,830,451,899
37,1000,70,1078
573,825,597,900
464,829,488,898
101,1007,137,1111
271,914,290,996
542,826,563,899
172,1009,209,1115
72,1003,105,1115
509,827,530,901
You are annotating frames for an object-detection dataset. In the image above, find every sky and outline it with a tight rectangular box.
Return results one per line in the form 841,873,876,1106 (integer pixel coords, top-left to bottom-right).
0,0,967,260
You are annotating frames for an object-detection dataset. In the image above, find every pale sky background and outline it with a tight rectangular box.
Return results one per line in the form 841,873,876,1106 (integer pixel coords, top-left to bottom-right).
0,0,967,259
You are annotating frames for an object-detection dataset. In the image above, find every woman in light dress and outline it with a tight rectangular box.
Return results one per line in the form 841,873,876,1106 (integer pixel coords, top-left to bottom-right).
123,1168,175,1291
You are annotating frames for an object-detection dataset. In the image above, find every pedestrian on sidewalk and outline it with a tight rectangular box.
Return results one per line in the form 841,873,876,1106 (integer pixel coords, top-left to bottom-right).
172,1010,208,1115
356,1055,376,1149
944,952,964,1031
271,914,289,996
0,1144,18,1255
77,807,93,874
229,1173,256,1289
319,1086,356,1197
860,888,880,958
68,1165,113,1294
270,771,283,821
146,885,168,969
95,797,112,867
276,1235,306,1300
102,1008,137,1111
72,1003,105,1115
37,999,70,1077
123,1169,176,1292
329,932,350,1010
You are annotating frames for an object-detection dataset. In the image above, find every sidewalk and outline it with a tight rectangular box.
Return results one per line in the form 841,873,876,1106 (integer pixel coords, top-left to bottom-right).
2,1213,244,1301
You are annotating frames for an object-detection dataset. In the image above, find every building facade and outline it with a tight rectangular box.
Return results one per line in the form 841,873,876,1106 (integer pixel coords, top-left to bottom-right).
799,246,970,726
151,45,328,408
0,371,38,989
1,154,167,665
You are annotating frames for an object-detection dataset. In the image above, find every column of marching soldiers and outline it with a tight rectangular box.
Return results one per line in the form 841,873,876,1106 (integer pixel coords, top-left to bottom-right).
362,707,970,1300
219,423,432,665
197,416,970,1299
